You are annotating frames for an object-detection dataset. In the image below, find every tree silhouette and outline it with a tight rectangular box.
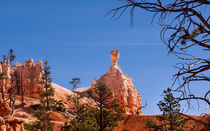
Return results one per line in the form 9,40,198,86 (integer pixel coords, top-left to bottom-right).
70,78,80,91
109,0,210,107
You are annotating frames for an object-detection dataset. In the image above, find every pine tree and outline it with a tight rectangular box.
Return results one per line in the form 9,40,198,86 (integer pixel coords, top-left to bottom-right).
20,69,25,106
88,83,124,131
62,78,98,131
62,95,99,131
70,78,80,91
24,109,54,131
40,60,54,110
146,88,194,131
25,60,54,131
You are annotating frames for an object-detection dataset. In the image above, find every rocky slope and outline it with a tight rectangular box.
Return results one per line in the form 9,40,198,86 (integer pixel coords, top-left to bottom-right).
0,100,24,131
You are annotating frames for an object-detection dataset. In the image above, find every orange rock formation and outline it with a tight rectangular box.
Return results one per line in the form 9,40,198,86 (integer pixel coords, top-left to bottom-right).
0,101,24,131
0,58,43,99
91,50,142,115
0,58,73,101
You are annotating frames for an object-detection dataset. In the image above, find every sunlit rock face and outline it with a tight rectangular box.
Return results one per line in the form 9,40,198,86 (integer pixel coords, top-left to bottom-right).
111,50,119,65
0,58,43,99
0,58,74,101
91,50,142,115
0,101,24,131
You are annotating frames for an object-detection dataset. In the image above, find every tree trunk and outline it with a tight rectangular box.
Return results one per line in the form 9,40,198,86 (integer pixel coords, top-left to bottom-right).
20,71,24,106
100,102,103,131
1,79,5,101
46,84,49,110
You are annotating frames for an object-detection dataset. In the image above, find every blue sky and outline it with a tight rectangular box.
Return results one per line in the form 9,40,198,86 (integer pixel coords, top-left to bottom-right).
0,0,209,115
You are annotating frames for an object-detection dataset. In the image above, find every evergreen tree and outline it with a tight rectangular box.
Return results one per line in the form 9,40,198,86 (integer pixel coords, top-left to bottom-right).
88,83,124,131
25,59,54,131
24,109,54,131
20,69,25,106
146,88,194,131
8,71,18,114
40,60,54,110
0,49,15,101
2,49,15,63
62,95,99,131
62,78,98,131
70,78,80,91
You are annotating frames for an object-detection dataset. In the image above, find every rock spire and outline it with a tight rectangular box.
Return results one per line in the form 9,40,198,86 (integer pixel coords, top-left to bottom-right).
91,50,142,115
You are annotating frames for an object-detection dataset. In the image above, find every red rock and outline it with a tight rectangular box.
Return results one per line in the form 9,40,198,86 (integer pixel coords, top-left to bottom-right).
0,100,12,117
110,50,119,65
91,50,142,115
0,58,43,99
48,111,67,122
0,117,5,125
0,101,24,131
1,58,74,102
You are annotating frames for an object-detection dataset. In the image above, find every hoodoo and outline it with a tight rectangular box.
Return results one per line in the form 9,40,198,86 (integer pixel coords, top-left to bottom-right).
91,50,142,115
0,58,43,99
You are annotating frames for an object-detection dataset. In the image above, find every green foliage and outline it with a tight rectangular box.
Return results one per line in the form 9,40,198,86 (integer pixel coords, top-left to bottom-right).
26,59,56,131
26,103,55,131
70,78,80,90
28,110,54,131
40,60,54,110
24,123,37,131
51,100,66,112
2,49,15,64
146,88,191,131
62,83,124,131
0,49,15,101
62,94,99,131
62,107,99,131
62,78,100,131
66,94,87,120
145,120,159,131
158,88,180,115
88,83,124,131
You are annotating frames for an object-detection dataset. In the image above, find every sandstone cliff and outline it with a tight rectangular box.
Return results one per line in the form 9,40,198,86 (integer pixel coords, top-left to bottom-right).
90,50,142,115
